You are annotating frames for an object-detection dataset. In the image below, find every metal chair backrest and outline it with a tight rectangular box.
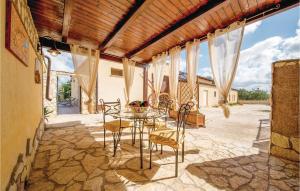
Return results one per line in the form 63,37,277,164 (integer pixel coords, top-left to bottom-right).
99,98,121,124
158,99,173,115
176,102,194,143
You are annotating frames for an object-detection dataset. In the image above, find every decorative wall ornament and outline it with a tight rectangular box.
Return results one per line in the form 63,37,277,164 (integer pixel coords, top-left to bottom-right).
5,1,30,66
9,0,39,50
5,0,42,66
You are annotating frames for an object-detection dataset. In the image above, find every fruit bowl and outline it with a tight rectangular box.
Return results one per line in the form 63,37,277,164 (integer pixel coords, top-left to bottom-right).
129,101,149,113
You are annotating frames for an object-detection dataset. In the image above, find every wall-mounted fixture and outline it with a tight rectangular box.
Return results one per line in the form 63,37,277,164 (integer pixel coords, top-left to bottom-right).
42,36,61,56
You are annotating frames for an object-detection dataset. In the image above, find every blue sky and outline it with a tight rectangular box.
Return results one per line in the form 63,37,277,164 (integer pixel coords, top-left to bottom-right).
185,6,300,91
47,6,300,91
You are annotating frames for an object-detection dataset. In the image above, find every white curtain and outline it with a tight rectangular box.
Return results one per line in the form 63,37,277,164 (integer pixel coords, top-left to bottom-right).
169,46,181,109
70,45,99,113
122,58,136,106
152,52,168,106
208,20,245,118
186,39,200,109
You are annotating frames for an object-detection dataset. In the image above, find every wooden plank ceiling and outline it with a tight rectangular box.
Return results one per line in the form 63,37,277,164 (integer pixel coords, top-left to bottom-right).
28,0,299,64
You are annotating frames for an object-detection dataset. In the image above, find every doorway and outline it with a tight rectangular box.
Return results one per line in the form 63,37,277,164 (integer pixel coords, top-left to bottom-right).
203,90,208,107
57,74,80,115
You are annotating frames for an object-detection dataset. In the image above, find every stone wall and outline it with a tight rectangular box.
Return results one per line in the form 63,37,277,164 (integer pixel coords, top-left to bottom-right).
270,59,300,161
6,120,44,190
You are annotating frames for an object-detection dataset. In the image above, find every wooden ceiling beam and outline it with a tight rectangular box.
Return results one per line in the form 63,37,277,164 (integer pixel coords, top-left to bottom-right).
39,37,145,67
62,0,74,42
100,0,153,51
140,0,299,64
125,0,226,58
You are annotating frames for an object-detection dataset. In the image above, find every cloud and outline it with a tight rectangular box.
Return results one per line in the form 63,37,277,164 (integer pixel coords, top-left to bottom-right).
234,30,300,90
244,21,262,35
198,67,212,78
180,57,187,72
43,49,74,72
296,18,300,35
197,22,300,91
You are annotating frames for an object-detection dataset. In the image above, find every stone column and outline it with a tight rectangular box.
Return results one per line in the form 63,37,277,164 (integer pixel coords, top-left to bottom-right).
270,59,300,161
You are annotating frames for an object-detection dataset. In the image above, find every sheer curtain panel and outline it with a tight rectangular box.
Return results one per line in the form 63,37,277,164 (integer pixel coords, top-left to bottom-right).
186,39,200,110
169,46,181,109
122,58,136,106
152,52,168,106
208,20,245,118
70,44,99,113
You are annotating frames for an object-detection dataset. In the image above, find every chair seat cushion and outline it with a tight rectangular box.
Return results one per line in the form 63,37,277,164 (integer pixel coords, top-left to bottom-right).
149,128,183,148
144,120,166,129
104,120,133,132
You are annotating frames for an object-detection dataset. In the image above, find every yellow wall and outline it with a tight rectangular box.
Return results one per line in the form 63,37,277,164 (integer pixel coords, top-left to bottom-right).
0,1,3,189
1,0,43,189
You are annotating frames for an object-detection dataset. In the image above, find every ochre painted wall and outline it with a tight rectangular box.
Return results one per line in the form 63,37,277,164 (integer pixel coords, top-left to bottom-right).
1,0,43,189
0,1,3,189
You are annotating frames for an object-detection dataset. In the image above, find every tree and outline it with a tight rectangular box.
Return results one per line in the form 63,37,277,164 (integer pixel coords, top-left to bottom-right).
59,80,71,101
238,88,269,100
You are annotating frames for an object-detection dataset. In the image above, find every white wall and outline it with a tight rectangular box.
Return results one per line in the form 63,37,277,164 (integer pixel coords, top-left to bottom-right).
97,59,144,106
199,85,219,107
199,84,238,107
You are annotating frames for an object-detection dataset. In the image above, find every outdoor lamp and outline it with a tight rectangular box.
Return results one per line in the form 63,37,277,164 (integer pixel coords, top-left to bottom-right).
47,40,61,56
42,36,61,57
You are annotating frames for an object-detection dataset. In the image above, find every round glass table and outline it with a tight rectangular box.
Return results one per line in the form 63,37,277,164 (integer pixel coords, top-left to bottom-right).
109,109,164,168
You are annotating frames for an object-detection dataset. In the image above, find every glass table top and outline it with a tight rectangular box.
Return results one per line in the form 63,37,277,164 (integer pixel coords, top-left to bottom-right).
109,108,164,120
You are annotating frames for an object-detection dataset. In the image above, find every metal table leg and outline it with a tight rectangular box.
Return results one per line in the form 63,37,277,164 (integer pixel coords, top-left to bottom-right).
138,119,145,169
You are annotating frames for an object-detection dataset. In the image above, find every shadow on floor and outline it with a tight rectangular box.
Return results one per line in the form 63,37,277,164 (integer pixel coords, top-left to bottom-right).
186,153,299,191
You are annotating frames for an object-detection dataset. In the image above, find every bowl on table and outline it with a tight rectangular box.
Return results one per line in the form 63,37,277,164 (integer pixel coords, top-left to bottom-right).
129,101,150,113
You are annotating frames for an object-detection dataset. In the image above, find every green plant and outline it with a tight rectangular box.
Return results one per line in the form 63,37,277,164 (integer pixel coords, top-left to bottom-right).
44,107,53,121
238,88,269,100
58,80,72,102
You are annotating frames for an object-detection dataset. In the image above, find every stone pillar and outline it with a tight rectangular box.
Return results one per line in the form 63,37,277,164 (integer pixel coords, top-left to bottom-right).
270,59,300,161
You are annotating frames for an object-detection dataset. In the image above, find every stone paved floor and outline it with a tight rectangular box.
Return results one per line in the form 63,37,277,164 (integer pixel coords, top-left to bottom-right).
28,125,299,191
28,106,299,191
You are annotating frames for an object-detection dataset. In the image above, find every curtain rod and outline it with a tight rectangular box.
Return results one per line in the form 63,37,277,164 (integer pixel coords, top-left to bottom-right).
177,4,280,50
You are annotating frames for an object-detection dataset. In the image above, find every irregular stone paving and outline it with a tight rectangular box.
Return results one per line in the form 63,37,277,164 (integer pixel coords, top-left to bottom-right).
28,121,299,191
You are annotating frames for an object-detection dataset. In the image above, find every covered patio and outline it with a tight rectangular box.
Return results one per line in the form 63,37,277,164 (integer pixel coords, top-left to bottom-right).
1,0,299,191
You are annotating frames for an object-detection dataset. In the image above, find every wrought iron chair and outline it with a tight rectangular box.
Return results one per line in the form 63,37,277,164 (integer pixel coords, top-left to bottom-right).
149,102,194,177
144,94,173,150
145,93,172,128
99,98,133,156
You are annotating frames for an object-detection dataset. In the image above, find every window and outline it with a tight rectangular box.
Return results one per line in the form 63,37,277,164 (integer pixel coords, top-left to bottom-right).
111,68,123,77
214,91,216,97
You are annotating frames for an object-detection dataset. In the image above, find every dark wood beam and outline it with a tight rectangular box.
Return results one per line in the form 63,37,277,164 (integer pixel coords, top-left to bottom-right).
126,0,225,58
39,37,146,67
140,0,299,64
40,37,122,63
245,0,299,24
62,0,74,42
100,0,153,50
